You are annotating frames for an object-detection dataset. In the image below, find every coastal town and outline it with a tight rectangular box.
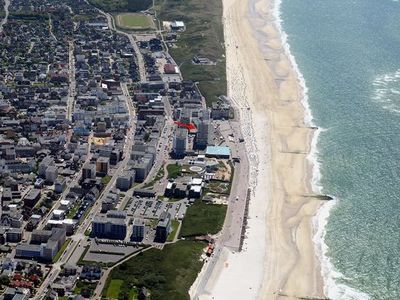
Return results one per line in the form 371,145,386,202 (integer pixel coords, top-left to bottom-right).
0,0,251,299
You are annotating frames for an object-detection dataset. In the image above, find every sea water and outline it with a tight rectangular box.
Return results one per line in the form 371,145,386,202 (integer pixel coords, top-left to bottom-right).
279,0,400,299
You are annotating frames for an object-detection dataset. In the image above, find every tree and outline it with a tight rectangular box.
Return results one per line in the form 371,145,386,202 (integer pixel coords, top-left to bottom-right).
127,0,152,11
0,275,10,286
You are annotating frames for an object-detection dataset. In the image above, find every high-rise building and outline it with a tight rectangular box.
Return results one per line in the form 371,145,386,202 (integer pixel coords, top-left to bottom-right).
195,109,213,149
92,216,127,240
173,127,188,157
96,157,109,176
45,166,58,183
39,156,54,177
155,212,171,243
82,163,96,180
131,218,145,242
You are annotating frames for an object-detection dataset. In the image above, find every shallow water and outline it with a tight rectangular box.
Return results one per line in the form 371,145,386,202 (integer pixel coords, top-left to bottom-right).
280,0,400,298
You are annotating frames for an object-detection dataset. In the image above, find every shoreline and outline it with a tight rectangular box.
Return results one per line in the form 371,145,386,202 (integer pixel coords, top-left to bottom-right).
193,0,327,298
244,0,327,297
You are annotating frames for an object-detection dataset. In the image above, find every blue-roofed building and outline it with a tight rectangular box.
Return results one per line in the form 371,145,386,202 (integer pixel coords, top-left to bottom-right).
205,146,231,159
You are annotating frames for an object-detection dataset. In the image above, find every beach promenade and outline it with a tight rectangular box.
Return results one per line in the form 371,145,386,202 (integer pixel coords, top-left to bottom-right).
193,0,326,299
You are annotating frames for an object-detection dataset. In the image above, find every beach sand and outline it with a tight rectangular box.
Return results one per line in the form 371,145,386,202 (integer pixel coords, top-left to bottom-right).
197,0,326,298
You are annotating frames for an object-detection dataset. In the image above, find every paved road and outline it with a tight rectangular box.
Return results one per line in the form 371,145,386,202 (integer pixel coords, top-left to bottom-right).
84,0,146,82
37,134,93,230
35,84,136,299
48,14,58,41
0,0,10,34
144,97,174,183
117,94,174,211
66,40,76,121
192,117,250,299
92,246,154,299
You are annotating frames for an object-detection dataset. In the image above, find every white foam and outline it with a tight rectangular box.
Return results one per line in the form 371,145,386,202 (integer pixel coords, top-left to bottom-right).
313,200,370,300
272,0,314,127
372,69,400,114
274,0,370,298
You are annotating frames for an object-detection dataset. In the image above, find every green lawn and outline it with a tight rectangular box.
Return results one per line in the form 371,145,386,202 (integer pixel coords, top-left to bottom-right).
106,279,124,299
74,280,97,296
167,164,181,179
103,241,204,300
78,205,92,225
180,201,227,237
167,220,180,242
129,287,138,300
101,175,112,185
206,181,230,195
143,165,165,188
116,13,154,30
52,239,71,263
67,202,80,218
155,0,226,105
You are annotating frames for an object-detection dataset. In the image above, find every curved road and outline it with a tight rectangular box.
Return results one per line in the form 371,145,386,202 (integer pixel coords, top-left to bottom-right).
0,0,10,34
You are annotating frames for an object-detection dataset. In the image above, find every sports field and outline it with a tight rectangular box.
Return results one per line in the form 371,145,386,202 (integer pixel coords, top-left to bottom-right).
116,13,155,30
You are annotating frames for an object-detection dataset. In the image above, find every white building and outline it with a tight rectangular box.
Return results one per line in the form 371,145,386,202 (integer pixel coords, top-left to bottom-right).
170,21,186,31
52,209,65,220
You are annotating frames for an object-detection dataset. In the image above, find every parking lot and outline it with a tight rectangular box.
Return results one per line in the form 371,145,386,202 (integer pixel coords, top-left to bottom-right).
83,242,142,264
125,197,188,220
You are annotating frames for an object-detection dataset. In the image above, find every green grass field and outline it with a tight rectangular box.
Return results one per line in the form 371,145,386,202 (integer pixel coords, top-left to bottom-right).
116,13,155,30
128,287,138,300
67,202,80,218
143,165,165,189
103,241,204,300
155,0,226,105
180,201,227,237
74,280,97,296
167,163,182,179
167,220,180,242
52,239,71,263
101,175,112,185
106,279,124,299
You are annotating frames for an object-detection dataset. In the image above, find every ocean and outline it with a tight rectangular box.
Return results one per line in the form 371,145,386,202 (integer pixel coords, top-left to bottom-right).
279,0,400,299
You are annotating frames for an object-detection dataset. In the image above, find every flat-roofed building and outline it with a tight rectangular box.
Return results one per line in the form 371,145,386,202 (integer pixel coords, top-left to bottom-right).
5,228,22,243
52,209,65,220
173,127,187,157
205,146,231,159
54,176,67,193
131,218,145,242
96,157,109,176
23,189,41,208
45,166,58,183
39,156,54,177
155,212,171,243
92,216,127,240
82,163,96,180
31,229,52,244
116,171,135,191
15,244,42,259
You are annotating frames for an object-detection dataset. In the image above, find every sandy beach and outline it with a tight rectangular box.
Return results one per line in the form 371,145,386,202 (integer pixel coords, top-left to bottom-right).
195,0,326,298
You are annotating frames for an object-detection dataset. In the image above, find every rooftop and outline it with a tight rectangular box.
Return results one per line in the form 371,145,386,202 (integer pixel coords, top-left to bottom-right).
205,146,231,157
